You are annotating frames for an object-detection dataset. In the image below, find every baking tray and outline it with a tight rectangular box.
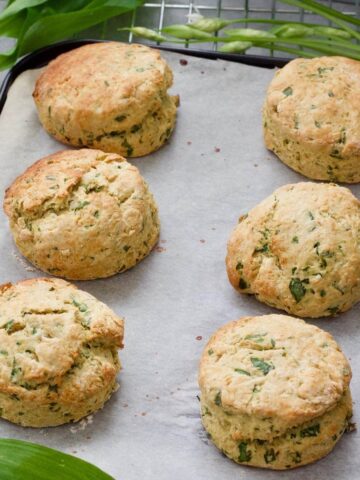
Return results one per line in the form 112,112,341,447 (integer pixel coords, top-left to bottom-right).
0,41,359,480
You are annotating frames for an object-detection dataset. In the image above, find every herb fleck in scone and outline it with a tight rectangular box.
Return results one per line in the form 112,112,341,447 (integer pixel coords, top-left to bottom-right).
0,278,124,427
199,315,353,470
4,149,160,280
33,42,179,157
263,56,360,183
226,182,360,318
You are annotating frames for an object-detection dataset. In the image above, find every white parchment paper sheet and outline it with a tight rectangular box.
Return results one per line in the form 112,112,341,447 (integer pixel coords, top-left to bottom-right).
0,51,359,480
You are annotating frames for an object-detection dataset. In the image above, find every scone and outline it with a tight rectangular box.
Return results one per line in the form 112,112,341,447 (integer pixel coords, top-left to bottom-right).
4,149,160,280
199,314,352,470
226,182,360,318
263,56,360,183
0,277,124,427
33,42,179,157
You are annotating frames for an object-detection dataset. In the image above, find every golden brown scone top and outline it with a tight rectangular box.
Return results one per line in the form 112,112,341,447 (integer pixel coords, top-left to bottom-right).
4,148,160,280
226,182,360,318
4,149,143,217
0,277,124,394
33,42,173,127
265,56,360,157
199,315,351,438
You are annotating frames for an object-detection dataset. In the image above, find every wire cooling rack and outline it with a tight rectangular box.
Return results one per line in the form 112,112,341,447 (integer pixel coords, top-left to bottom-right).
123,0,360,57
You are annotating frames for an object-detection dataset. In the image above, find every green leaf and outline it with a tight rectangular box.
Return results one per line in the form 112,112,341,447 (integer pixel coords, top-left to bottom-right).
250,357,274,375
18,1,144,56
264,448,277,464
0,0,47,22
0,46,18,69
282,86,293,97
289,277,307,303
72,299,88,312
238,442,252,462
244,333,267,343
0,0,145,69
44,0,93,13
300,423,320,437
214,391,221,406
0,11,27,37
234,368,251,376
238,278,248,290
0,439,114,479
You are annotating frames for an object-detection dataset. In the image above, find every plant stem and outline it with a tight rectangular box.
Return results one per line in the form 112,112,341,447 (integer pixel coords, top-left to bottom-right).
260,44,316,58
282,0,360,28
280,0,360,41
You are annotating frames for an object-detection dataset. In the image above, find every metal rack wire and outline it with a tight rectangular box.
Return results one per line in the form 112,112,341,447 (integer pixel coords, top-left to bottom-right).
125,0,360,57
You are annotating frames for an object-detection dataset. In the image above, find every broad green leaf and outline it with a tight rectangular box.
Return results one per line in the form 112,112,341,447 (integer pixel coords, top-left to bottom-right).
46,0,94,12
18,1,144,55
0,0,47,21
0,45,18,69
87,0,139,7
0,11,26,37
0,439,114,480
3,7,41,60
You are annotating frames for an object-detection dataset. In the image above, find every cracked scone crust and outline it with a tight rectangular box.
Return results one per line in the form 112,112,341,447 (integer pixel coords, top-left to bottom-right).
4,149,160,280
33,42,179,157
199,315,352,469
226,182,360,318
263,56,360,183
0,277,124,427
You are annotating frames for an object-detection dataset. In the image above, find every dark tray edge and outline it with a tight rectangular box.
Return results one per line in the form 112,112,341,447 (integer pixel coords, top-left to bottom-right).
0,39,289,115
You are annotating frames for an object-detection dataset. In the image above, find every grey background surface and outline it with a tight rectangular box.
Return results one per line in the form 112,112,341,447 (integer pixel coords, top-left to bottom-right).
0,50,359,480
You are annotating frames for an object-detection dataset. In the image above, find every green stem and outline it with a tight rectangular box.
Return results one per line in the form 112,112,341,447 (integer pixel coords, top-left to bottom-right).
228,23,352,44
272,36,360,57
260,43,316,58
221,34,360,55
210,17,334,29
184,35,360,60
281,0,360,28
280,0,360,41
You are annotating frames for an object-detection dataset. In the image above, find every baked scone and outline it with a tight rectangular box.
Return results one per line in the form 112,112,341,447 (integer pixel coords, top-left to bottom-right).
263,56,360,183
199,314,352,470
4,149,160,280
33,42,179,157
0,277,124,427
226,182,360,318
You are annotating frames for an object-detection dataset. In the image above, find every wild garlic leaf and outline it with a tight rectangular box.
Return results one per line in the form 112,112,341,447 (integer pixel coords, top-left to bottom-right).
250,357,274,375
0,439,114,479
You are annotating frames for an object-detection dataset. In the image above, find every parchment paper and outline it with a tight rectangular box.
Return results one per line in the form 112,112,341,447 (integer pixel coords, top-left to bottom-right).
0,51,359,480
